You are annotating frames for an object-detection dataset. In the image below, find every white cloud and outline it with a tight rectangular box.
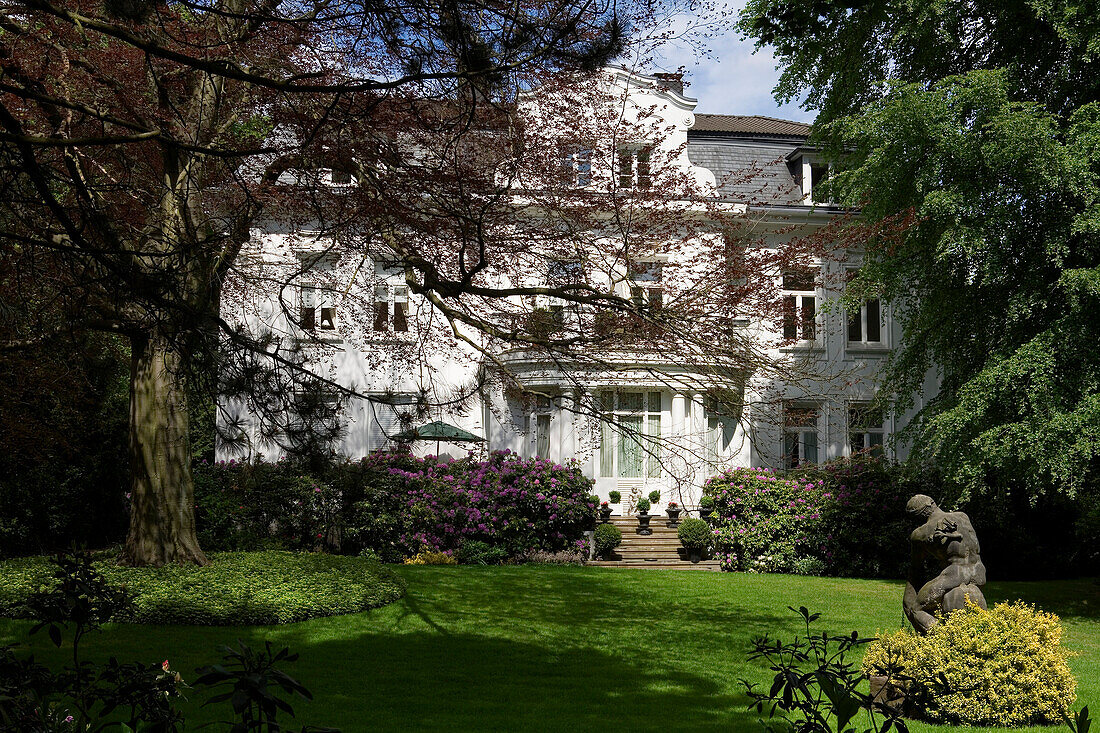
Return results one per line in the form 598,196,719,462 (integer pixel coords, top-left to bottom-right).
648,2,816,123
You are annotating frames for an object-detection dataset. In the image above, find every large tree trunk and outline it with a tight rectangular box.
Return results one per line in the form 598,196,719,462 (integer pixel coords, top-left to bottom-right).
121,332,209,566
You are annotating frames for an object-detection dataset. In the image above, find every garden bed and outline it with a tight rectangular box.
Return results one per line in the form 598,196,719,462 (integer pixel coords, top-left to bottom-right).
0,551,405,625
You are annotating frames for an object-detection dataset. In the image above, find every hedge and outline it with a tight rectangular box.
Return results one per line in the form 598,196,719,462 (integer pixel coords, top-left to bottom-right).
0,551,405,625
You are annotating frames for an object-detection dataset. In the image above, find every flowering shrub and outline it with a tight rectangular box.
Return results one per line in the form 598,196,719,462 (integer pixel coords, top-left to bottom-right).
706,467,824,573
194,451,596,562
703,456,912,577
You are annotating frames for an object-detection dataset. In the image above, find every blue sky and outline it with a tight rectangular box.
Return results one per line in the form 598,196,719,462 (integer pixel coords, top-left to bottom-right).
650,1,816,123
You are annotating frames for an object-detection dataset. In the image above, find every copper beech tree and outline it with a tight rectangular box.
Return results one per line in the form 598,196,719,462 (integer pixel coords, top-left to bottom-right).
0,0,834,566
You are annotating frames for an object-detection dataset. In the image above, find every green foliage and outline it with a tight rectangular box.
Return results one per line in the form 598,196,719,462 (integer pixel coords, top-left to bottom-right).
869,602,1078,727
403,551,458,565
0,335,129,558
740,0,1100,529
593,523,622,558
676,518,712,552
647,490,661,504
0,553,338,731
456,540,509,565
608,490,621,504
194,640,337,732
742,606,902,733
698,495,714,513
634,497,650,513
0,552,405,625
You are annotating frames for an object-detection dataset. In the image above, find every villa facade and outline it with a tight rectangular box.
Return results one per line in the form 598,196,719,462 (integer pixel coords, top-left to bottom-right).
219,68,936,512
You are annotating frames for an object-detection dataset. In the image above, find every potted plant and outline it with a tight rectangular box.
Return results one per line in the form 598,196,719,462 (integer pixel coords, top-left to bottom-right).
698,495,715,522
678,518,712,563
599,501,613,523
666,501,681,526
594,523,623,560
635,497,652,535
608,490,621,505
648,489,661,505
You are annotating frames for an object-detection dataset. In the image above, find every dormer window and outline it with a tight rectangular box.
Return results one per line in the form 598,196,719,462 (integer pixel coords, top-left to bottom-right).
787,150,830,204
618,147,651,189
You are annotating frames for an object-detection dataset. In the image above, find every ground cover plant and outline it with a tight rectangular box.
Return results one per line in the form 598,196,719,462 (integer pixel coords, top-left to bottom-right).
1,568,1095,732
0,551,405,625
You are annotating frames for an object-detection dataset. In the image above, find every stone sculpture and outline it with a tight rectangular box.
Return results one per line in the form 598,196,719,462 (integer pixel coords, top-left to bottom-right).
903,494,987,635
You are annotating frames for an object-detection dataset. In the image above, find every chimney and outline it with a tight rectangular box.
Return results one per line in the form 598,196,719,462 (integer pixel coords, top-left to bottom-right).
653,72,684,96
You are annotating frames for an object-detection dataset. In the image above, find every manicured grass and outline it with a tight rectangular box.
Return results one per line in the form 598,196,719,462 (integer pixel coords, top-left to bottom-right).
1,567,1097,732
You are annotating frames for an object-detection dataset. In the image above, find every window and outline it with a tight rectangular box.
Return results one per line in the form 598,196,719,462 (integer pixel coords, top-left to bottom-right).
600,391,662,478
849,406,886,457
561,147,593,187
782,271,817,341
618,147,652,189
783,403,819,468
548,258,584,284
848,298,883,345
705,395,739,462
299,285,337,331
329,168,352,185
628,261,663,311
374,284,408,333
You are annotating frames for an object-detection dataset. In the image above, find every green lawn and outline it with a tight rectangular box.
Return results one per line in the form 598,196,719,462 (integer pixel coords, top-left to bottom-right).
2,567,1097,732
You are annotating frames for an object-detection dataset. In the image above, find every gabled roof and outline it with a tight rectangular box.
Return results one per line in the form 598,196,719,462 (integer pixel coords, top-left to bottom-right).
692,114,812,138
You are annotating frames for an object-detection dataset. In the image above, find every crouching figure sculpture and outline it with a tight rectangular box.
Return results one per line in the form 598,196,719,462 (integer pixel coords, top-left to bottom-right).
903,494,987,635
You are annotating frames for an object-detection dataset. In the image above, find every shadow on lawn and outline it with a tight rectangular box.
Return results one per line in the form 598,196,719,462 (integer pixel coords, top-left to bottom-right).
308,631,763,732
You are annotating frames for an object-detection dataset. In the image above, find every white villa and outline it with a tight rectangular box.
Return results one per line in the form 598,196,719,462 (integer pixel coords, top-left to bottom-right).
219,68,936,512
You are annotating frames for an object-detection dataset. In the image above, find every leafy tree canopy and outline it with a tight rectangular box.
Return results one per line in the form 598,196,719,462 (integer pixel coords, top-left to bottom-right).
739,1,1100,504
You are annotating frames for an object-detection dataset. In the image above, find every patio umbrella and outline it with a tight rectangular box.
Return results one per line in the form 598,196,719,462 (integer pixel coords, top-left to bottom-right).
391,420,484,455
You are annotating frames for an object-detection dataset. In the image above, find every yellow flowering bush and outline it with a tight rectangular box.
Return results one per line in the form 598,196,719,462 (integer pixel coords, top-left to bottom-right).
862,602,1077,726
403,551,458,565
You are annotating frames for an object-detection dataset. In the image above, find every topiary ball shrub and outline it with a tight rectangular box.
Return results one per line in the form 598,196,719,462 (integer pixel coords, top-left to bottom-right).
594,523,622,558
0,552,405,625
648,490,661,505
608,490,621,504
862,602,1077,726
635,497,651,514
677,518,712,551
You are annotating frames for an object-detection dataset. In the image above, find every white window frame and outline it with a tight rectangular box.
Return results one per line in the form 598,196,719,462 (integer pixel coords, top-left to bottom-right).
848,404,887,458
599,391,663,479
781,271,819,344
617,146,652,190
705,395,739,463
628,260,664,311
373,283,409,333
561,146,593,187
783,402,820,469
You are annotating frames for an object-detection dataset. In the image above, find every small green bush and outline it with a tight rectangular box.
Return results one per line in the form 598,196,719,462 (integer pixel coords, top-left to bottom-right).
403,550,458,565
677,518,712,551
457,540,509,565
862,602,1077,726
608,491,621,504
648,490,661,504
635,497,650,513
0,552,405,625
594,524,622,558
698,495,714,513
